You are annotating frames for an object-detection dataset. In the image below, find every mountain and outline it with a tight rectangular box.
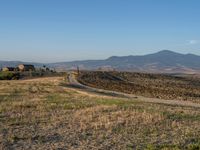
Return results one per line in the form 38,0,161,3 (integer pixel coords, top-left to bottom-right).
0,61,44,68
0,50,200,74
50,50,200,74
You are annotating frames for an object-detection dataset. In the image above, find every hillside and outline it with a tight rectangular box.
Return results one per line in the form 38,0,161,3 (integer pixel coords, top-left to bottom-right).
1,50,200,74
78,71,200,102
52,50,200,73
0,61,44,68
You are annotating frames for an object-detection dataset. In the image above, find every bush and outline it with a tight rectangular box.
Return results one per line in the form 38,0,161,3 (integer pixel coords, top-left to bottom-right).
0,72,20,80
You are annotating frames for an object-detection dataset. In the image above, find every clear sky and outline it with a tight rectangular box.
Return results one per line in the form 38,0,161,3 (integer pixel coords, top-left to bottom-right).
0,0,200,62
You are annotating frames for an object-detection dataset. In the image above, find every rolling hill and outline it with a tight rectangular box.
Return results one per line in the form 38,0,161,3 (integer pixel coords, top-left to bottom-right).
0,61,43,68
1,50,200,74
51,50,200,74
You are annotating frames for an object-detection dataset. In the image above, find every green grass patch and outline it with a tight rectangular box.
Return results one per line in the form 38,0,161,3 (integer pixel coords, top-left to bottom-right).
45,94,95,110
163,111,200,121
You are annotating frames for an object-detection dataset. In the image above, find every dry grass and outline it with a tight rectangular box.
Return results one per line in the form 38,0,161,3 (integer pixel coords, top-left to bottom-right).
0,77,200,149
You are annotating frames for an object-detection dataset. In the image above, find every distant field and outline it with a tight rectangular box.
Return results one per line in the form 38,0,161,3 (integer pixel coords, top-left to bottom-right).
78,71,200,102
0,76,200,149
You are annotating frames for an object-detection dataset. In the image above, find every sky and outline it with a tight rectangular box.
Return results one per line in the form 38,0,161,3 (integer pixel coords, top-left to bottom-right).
0,0,200,62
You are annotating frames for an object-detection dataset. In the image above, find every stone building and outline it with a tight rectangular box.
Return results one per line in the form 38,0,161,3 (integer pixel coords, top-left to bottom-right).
18,64,35,71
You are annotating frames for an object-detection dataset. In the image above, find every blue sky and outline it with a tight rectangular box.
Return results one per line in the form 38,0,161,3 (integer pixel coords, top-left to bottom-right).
0,0,200,62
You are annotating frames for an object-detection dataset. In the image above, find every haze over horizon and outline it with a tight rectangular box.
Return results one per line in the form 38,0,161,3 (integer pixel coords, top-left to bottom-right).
0,50,200,64
0,0,200,62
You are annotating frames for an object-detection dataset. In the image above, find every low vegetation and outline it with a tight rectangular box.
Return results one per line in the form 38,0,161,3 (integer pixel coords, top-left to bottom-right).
0,76,200,149
0,72,20,80
0,70,62,80
78,71,200,102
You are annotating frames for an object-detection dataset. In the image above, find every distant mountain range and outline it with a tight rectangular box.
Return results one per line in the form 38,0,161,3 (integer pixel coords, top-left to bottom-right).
0,61,43,68
1,50,200,74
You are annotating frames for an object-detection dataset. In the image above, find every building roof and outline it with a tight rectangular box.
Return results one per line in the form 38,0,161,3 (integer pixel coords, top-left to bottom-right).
19,64,34,67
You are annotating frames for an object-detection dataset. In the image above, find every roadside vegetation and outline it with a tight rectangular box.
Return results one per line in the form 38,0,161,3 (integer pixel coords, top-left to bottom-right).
0,76,200,149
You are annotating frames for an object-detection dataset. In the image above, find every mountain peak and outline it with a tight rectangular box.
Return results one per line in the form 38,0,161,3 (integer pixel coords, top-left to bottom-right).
156,50,178,54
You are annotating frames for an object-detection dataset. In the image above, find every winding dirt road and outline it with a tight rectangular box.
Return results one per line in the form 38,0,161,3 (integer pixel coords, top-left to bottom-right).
67,72,200,108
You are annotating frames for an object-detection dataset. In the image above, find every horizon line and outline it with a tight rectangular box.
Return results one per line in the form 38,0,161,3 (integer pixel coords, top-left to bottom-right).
0,50,199,63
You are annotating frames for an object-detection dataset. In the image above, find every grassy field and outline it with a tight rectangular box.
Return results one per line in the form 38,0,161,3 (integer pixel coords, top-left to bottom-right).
0,76,200,149
78,71,200,102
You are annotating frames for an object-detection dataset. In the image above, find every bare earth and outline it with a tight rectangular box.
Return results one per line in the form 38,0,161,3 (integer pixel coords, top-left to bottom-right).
69,72,200,108
77,71,200,102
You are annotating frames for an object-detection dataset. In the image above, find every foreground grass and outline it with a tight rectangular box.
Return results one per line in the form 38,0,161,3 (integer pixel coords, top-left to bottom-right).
0,77,200,150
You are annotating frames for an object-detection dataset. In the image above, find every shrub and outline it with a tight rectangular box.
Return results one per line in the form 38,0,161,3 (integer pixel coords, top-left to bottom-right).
0,72,20,80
